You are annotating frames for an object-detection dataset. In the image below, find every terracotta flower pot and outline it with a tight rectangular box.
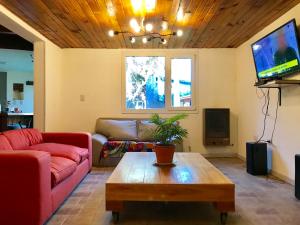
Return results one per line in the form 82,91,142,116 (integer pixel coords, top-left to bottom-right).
154,144,175,164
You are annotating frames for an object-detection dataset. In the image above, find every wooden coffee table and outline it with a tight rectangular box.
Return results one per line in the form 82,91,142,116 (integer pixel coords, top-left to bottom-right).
106,152,235,224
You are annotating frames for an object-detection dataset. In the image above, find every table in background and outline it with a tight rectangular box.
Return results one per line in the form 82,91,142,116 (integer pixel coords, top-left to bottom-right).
0,112,33,131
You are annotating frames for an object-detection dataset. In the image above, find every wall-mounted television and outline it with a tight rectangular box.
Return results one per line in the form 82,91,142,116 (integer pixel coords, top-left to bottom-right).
251,19,300,80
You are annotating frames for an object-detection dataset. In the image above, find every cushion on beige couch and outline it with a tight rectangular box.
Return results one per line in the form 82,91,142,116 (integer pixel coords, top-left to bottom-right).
138,120,157,142
95,119,138,141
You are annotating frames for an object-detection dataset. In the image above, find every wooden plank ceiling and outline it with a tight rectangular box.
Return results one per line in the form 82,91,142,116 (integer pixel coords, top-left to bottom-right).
0,0,300,48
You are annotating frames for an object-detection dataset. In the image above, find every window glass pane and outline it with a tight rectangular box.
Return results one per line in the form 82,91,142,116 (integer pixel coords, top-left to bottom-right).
171,58,192,107
126,56,165,109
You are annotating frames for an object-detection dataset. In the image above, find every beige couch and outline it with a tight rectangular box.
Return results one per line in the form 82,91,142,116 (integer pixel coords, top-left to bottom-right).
92,117,183,167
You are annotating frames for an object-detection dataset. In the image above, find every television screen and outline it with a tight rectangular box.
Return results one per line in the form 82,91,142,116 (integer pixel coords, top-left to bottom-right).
252,19,300,80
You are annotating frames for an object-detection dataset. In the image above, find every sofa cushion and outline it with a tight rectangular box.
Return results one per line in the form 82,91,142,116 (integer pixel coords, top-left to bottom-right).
50,156,77,187
95,119,138,141
0,135,13,150
29,143,88,164
76,147,89,162
138,120,157,141
22,129,43,145
3,129,30,150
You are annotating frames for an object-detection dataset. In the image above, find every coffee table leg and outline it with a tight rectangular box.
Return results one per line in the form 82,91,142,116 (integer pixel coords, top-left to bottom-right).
220,212,228,225
112,211,119,223
106,201,124,223
213,202,234,225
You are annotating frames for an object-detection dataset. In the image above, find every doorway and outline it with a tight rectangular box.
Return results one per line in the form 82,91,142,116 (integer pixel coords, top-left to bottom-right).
0,24,34,131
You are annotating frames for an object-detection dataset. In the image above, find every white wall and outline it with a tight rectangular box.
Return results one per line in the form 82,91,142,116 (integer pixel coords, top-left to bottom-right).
6,71,34,113
58,48,237,155
44,41,64,131
236,4,300,182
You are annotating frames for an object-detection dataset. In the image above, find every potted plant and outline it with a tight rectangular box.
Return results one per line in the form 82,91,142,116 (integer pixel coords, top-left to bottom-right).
150,113,188,164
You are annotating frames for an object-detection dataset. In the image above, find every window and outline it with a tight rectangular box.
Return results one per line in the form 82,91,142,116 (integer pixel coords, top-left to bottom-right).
171,58,192,108
123,53,196,113
125,56,165,109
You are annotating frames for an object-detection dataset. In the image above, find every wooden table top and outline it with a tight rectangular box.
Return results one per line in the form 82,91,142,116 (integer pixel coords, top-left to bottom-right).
106,152,233,185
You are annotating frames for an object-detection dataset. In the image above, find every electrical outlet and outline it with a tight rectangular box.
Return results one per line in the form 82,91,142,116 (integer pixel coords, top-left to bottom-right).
80,95,85,102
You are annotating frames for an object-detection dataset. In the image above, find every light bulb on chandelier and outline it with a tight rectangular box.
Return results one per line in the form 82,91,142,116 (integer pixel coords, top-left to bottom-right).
161,20,168,31
176,29,183,37
130,18,141,33
129,37,136,43
145,23,153,32
142,37,148,44
161,38,167,45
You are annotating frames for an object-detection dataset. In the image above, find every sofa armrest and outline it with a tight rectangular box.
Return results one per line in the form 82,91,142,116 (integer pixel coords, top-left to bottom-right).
42,132,92,168
92,133,108,166
0,150,52,225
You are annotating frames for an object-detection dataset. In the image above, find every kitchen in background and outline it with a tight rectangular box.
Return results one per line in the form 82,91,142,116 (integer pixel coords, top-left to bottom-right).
0,24,34,131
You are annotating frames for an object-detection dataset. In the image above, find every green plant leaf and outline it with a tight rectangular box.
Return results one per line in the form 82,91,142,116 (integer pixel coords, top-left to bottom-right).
150,113,188,145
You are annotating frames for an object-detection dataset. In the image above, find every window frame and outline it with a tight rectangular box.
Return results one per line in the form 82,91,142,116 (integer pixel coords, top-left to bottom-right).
121,50,197,114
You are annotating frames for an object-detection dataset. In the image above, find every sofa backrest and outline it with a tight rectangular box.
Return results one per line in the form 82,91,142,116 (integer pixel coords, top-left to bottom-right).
137,120,157,141
2,129,43,150
95,117,157,142
0,135,13,150
95,119,138,141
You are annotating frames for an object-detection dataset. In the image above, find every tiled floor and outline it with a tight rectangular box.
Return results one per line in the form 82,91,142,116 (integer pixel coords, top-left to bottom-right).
46,158,300,225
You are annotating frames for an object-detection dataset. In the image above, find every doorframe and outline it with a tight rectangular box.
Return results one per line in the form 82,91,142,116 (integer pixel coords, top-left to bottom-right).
0,5,46,131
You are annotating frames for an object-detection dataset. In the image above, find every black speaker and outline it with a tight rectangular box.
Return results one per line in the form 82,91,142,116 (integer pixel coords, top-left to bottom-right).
295,155,300,199
203,108,230,146
246,142,268,175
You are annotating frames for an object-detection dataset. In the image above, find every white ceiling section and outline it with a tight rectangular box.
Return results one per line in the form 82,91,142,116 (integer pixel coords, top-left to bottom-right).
0,49,33,72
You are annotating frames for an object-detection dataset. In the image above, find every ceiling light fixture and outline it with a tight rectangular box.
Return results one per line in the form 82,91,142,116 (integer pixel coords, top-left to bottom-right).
176,29,183,37
145,0,156,11
177,7,184,21
107,2,115,16
161,38,167,45
142,37,148,44
108,29,183,45
131,0,156,12
131,0,143,12
145,23,153,32
130,18,141,33
129,37,136,43
161,20,168,31
183,11,192,21
109,17,185,45
108,30,116,37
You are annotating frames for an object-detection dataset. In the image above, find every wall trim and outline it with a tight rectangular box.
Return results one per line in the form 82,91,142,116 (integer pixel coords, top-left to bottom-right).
237,154,295,185
270,170,295,185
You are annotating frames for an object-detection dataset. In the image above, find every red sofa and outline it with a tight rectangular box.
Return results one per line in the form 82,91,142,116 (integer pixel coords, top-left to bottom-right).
0,128,92,225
